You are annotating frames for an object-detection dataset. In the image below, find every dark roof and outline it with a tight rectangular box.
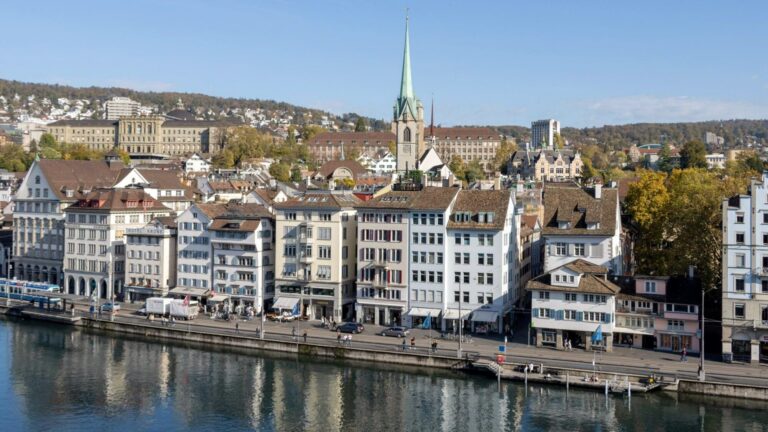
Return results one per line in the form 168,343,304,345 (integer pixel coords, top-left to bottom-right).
447,190,512,230
564,259,609,275
307,131,396,147
36,159,125,201
64,188,171,212
355,186,459,211
47,119,117,127
275,192,362,210
542,185,618,236
317,160,367,179
527,273,620,295
427,126,501,140
165,109,197,121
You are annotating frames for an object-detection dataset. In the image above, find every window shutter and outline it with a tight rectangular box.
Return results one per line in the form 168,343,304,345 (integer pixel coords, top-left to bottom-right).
532,308,538,318
576,311,583,321
568,244,575,256
557,310,564,320
603,313,611,323
591,244,603,258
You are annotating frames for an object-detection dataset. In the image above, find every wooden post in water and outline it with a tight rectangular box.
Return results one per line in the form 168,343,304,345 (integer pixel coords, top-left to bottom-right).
626,375,631,399
605,379,608,396
566,371,569,393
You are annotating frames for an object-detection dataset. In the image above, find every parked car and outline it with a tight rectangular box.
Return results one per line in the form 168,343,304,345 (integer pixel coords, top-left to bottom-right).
100,302,120,312
137,307,147,316
380,326,409,338
337,322,364,334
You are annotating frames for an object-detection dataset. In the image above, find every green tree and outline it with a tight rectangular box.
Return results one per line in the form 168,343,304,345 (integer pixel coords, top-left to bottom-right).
354,117,367,132
448,155,465,179
406,170,423,184
0,144,31,171
224,126,272,165
290,166,302,182
39,133,56,148
656,143,676,173
580,157,597,181
680,140,707,169
212,149,235,168
625,170,671,275
463,160,484,183
269,162,291,182
337,178,355,190
553,132,565,149
493,137,517,174
300,125,326,142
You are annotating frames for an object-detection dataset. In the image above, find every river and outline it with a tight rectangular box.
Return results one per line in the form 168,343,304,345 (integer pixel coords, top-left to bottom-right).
0,318,765,431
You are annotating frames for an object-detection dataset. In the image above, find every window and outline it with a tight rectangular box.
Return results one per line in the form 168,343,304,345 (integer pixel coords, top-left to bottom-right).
762,306,768,323
764,213,768,224
463,234,470,245
317,265,331,280
736,254,746,267
463,253,470,264
454,291,460,302
539,291,550,300
318,227,332,240
564,310,577,320
645,281,657,293
538,308,553,318
735,278,745,292
736,213,744,223
556,243,567,256
565,293,577,301
318,246,331,260
736,233,745,244
734,304,746,319
574,243,585,256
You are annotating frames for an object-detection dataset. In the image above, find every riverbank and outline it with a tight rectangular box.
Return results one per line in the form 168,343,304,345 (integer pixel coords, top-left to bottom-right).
4,302,768,401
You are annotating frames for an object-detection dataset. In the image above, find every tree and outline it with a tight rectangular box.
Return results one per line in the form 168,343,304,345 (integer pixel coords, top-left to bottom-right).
212,149,235,168
387,140,397,156
449,155,465,179
625,170,671,275
493,137,517,174
269,162,290,182
553,132,565,149
290,166,302,183
463,160,484,183
337,178,355,190
0,144,31,171
580,157,597,181
300,125,326,142
354,117,367,132
224,126,272,165
656,143,676,173
680,140,707,169
39,133,56,148
406,170,423,185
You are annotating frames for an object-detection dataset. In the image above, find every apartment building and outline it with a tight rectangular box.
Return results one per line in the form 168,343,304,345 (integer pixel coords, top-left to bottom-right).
63,188,173,301
527,260,619,351
722,172,768,363
531,119,560,149
446,190,518,334
124,217,177,302
210,204,275,312
541,184,622,274
426,127,503,174
274,192,360,322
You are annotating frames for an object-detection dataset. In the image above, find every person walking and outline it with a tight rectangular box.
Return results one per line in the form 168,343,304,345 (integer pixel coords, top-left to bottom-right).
410,336,416,350
681,346,687,362
402,338,407,352
347,334,352,347
303,331,307,343
236,322,239,334
431,341,438,353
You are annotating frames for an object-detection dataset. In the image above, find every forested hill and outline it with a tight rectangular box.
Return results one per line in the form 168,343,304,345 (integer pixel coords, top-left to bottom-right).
0,79,388,130
496,120,768,149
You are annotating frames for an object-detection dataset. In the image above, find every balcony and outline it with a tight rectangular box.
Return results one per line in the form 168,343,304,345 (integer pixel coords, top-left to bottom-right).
372,260,389,269
758,267,768,277
299,255,313,264
372,279,388,289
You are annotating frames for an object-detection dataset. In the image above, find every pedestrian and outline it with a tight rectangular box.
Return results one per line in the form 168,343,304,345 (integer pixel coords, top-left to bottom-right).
681,347,687,362
410,336,416,349
431,341,438,353
236,322,239,334
402,338,407,351
337,332,342,344
303,331,307,343
292,327,297,340
347,334,352,346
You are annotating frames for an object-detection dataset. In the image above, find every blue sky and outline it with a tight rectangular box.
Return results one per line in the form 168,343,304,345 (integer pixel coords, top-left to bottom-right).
2,0,767,127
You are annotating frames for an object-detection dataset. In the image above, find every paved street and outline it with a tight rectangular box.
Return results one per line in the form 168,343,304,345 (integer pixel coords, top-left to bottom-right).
44,295,768,387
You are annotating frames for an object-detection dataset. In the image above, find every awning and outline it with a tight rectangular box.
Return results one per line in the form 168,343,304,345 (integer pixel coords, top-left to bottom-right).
614,327,654,336
272,296,300,310
471,311,499,322
407,307,441,317
170,287,210,297
443,309,471,320
209,294,229,302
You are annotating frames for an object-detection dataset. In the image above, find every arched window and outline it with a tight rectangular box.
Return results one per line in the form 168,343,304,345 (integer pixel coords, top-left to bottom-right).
403,127,411,142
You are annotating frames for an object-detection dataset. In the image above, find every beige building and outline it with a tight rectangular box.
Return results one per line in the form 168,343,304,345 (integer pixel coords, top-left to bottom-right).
509,149,584,182
273,192,360,322
46,107,234,157
306,132,394,165
125,217,177,302
426,126,503,173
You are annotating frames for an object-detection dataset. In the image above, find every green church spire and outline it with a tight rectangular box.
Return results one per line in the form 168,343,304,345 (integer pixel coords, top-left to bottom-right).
399,15,414,100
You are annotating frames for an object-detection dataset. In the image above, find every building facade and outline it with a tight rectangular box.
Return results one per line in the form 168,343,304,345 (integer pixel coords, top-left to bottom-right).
508,150,584,182
175,204,227,294
427,127,502,174
722,173,768,363
393,17,425,172
531,119,560,149
105,97,140,120
124,217,177,302
274,192,360,322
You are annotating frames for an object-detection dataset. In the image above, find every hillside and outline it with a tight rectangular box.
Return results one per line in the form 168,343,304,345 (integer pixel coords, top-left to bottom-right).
0,78,388,131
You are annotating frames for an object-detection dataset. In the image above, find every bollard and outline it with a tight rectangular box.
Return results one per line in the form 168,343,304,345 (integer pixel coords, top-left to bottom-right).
566,372,569,393
605,379,608,396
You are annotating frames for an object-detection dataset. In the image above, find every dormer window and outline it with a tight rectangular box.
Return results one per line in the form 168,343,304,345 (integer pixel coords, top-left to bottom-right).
558,221,570,229
587,222,600,230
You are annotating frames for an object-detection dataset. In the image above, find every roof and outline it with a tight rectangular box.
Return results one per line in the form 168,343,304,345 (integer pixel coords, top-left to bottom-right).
356,186,459,211
521,214,539,231
447,190,512,230
193,203,232,220
209,219,263,232
64,188,170,212
527,273,620,295
427,126,501,140
47,119,117,127
307,131,396,147
317,160,367,179
610,275,701,305
36,159,125,201
275,192,362,210
563,259,609,275
165,109,196,121
542,185,618,236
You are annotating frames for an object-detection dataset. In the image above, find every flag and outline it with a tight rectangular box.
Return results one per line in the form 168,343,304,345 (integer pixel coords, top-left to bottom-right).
291,301,300,317
422,313,432,329
591,324,603,344
183,295,190,306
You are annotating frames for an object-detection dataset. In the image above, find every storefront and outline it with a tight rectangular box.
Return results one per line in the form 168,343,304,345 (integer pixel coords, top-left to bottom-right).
407,308,441,329
471,310,499,334
659,333,694,353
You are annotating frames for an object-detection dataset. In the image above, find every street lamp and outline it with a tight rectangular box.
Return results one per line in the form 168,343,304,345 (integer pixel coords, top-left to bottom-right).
699,286,706,381
458,278,463,359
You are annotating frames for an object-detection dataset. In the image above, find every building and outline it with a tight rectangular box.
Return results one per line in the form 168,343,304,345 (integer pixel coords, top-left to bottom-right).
184,153,212,173
446,189,518,334
541,184,623,274
175,203,229,296
62,187,173,300
612,275,701,353
705,132,725,148
105,97,140,120
124,217,177,302
274,192,360,322
210,204,275,312
12,157,126,284
531,119,560,149
527,260,619,351
112,167,193,214
722,172,768,363
426,127,502,174
307,132,395,165
393,17,425,172
706,153,726,169
508,149,584,182
519,214,543,291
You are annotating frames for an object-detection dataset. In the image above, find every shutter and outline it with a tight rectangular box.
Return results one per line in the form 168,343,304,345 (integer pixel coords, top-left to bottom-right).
568,244,575,256
591,244,603,258
532,308,538,319
557,310,564,320
576,311,583,321
603,313,611,323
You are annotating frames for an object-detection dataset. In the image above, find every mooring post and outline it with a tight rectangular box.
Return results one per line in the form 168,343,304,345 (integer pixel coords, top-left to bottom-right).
605,379,608,396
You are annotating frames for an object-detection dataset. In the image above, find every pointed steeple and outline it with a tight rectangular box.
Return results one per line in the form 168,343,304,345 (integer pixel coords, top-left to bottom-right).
399,15,414,100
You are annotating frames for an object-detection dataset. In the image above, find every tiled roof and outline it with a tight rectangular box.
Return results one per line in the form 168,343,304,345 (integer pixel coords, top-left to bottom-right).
37,159,125,201
47,119,117,127
275,192,362,210
427,127,500,140
564,259,609,275
317,160,367,179
65,188,171,212
542,185,618,236
527,273,620,295
447,190,512,230
355,186,459,211
307,131,396,147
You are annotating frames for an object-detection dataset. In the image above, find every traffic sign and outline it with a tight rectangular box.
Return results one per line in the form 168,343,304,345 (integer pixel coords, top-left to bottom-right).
498,345,506,353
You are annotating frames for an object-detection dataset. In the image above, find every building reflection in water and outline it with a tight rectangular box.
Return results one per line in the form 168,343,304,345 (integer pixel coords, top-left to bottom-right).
6,321,768,431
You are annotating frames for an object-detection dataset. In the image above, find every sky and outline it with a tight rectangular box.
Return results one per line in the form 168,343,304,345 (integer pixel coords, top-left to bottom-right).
2,0,768,128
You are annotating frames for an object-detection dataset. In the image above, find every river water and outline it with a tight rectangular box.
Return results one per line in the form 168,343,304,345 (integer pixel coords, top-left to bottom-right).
0,319,766,432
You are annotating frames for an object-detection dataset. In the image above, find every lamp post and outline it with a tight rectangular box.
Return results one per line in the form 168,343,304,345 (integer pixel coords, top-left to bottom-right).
699,286,706,381
457,278,462,358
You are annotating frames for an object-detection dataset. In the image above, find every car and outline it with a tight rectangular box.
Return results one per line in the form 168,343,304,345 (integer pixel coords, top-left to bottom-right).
380,326,409,338
100,302,121,312
137,307,147,316
336,322,364,334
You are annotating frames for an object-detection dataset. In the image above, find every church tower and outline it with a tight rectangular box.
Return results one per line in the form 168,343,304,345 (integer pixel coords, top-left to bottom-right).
393,16,424,172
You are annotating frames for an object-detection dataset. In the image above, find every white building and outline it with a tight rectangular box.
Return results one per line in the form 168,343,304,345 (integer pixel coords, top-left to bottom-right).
446,190,518,334
527,260,619,351
274,192,360,322
541,184,623,274
113,168,193,215
531,119,560,149
370,151,397,174
210,204,275,312
706,153,726,169
124,217,177,302
63,188,173,301
184,153,212,174
105,97,140,120
175,203,227,297
722,172,768,363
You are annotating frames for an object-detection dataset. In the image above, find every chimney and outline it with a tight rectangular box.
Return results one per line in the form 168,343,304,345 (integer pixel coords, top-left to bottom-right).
594,182,602,199
516,181,523,194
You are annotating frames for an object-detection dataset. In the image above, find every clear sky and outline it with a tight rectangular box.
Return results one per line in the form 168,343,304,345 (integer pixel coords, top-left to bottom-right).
2,0,767,127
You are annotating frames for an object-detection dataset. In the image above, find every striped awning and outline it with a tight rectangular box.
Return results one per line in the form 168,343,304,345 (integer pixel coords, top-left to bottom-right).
272,296,299,310
443,309,471,320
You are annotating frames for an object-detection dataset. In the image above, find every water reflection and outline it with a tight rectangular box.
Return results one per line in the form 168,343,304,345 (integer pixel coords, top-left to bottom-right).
4,319,768,432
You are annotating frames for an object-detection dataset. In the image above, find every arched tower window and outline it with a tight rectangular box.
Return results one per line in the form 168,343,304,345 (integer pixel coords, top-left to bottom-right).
403,127,411,142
